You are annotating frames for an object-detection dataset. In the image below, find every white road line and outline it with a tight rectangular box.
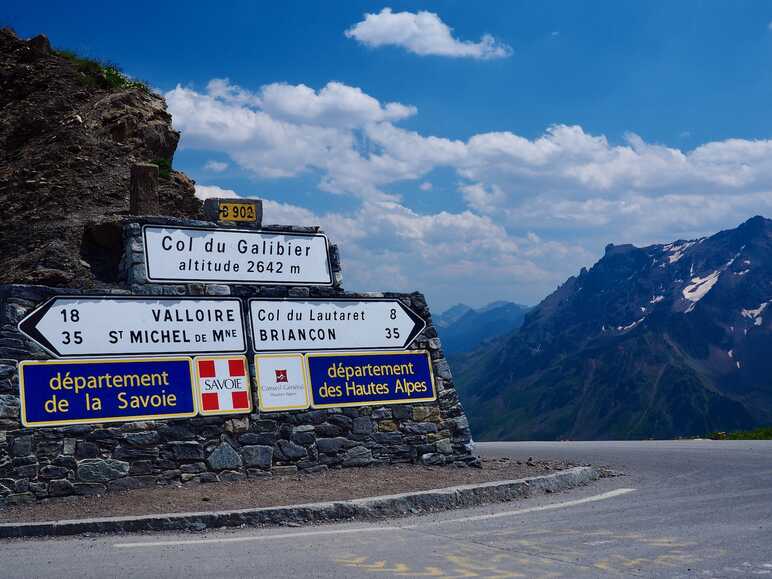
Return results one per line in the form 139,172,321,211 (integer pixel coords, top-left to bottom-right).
114,526,400,548
403,487,637,527
114,488,635,549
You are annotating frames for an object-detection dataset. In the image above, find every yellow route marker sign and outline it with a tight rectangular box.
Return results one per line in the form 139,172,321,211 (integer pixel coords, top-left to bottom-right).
218,200,258,222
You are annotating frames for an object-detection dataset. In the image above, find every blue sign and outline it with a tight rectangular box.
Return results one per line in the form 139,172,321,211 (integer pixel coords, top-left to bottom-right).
307,351,436,408
19,357,197,427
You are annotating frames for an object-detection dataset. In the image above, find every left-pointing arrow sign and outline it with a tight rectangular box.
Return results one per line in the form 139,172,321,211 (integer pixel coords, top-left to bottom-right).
18,296,247,358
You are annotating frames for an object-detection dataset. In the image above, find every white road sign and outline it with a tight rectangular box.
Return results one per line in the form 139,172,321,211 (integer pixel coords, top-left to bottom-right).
142,225,332,285
248,298,426,352
18,296,247,358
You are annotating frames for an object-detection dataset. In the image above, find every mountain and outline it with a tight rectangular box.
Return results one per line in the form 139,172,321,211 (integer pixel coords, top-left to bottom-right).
0,29,201,288
434,304,474,328
454,216,772,441
435,302,529,354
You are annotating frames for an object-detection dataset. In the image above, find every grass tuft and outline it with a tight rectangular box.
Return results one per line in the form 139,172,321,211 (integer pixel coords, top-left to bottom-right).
708,426,772,440
54,49,149,92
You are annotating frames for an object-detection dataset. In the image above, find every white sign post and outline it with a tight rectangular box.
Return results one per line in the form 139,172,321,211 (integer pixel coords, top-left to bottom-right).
142,225,332,285
18,296,247,358
248,298,426,352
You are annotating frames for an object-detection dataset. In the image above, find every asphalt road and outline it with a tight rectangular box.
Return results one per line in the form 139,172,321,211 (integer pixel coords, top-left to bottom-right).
1,440,771,578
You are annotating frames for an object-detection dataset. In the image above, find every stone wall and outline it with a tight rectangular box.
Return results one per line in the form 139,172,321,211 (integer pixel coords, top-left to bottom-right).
0,216,474,505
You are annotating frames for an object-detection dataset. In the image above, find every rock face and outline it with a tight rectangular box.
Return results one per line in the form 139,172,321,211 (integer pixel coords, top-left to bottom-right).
456,216,772,440
0,28,202,288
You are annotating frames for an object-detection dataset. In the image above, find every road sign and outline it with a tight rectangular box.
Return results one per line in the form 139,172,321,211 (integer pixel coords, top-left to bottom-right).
142,225,332,285
217,200,260,222
248,298,426,352
18,357,197,427
18,296,247,358
254,354,310,412
194,355,252,415
306,350,436,408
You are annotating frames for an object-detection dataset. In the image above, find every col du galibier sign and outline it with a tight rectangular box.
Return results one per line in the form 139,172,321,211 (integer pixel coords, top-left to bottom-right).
142,225,333,285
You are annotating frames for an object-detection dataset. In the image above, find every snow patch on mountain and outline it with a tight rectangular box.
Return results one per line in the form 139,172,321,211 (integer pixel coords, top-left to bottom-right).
682,271,720,303
665,240,700,264
617,317,645,332
741,301,769,326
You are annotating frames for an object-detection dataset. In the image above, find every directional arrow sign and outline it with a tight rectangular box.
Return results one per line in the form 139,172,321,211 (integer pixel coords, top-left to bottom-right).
248,298,426,352
18,296,247,358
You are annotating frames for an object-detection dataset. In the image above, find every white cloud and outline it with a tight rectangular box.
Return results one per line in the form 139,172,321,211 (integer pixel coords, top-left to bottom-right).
204,160,228,172
256,198,583,307
345,8,511,59
259,81,416,127
169,78,772,307
194,184,240,200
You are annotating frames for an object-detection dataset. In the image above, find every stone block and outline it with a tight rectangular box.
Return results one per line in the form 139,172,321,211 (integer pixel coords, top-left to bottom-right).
412,406,440,422
275,440,307,461
180,462,207,474
241,445,273,469
169,441,204,461
10,435,32,457
39,465,70,479
220,470,246,482
75,441,99,459
377,420,398,432
225,417,249,434
316,437,353,454
48,478,75,497
402,422,438,435
124,431,161,446
342,446,373,467
77,459,130,482
207,442,243,471
436,438,453,454
352,417,373,435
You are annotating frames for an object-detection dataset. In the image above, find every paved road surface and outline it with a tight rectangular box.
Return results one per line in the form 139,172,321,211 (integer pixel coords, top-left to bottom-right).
1,440,771,578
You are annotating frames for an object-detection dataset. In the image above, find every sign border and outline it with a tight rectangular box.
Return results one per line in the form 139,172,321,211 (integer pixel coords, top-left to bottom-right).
142,224,334,286
17,295,249,360
18,356,198,428
306,349,437,409
247,297,427,353
193,354,253,416
254,353,311,412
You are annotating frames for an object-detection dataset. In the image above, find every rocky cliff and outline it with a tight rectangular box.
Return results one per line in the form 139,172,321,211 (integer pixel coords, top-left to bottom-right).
0,28,202,288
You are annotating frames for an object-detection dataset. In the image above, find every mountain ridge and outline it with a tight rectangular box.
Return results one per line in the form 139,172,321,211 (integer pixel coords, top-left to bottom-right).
434,301,529,355
454,216,772,440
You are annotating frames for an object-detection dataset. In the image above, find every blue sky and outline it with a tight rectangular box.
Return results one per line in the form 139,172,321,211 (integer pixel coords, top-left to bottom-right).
6,1,772,310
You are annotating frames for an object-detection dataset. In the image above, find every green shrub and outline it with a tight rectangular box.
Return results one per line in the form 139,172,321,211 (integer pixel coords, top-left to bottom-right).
54,49,149,92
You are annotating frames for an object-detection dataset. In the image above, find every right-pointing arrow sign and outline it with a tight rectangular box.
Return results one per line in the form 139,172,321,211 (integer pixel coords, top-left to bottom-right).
248,298,426,352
